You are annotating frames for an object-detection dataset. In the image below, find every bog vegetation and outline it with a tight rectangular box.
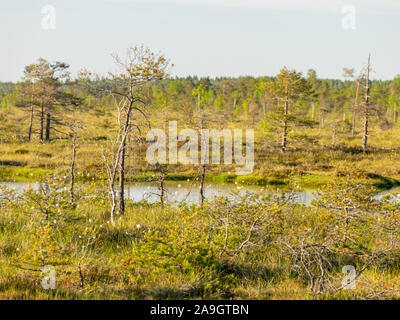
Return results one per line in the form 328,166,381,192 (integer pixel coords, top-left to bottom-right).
1,46,400,299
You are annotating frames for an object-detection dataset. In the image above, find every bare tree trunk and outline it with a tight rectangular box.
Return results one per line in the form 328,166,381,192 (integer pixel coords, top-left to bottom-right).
70,133,77,204
28,106,34,142
45,113,51,141
281,86,289,152
77,262,84,289
199,115,207,206
40,101,44,142
200,164,206,206
118,104,133,216
282,118,288,152
118,144,126,215
362,55,371,152
352,80,360,136
103,127,129,225
159,170,166,209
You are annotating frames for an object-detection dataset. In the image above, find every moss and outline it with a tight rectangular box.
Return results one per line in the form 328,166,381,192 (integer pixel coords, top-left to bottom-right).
0,167,51,181
235,175,287,186
295,174,330,188
1,164,399,193
371,176,400,190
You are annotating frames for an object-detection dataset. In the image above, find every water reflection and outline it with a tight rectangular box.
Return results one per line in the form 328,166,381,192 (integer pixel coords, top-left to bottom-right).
0,181,316,206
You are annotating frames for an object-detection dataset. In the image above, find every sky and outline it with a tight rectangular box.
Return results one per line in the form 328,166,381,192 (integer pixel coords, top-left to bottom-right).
0,0,399,82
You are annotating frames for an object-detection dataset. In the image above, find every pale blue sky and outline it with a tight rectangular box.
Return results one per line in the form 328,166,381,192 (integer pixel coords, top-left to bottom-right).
0,0,399,81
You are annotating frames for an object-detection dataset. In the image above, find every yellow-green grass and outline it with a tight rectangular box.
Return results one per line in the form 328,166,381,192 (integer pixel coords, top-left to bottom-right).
1,198,400,300
2,106,400,190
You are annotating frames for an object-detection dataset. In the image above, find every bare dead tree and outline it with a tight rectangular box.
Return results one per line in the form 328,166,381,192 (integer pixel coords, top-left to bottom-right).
157,164,167,208
199,164,206,206
113,96,132,216
102,127,130,225
199,118,207,207
109,45,170,216
70,130,77,204
193,85,209,206
65,121,85,205
76,47,169,218
362,54,371,152
282,83,289,152
352,79,361,136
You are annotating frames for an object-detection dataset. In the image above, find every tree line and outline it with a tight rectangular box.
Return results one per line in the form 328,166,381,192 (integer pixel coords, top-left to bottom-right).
2,49,400,221
1,53,399,153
